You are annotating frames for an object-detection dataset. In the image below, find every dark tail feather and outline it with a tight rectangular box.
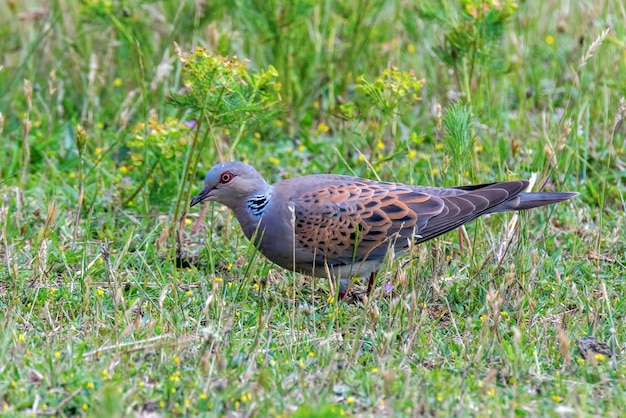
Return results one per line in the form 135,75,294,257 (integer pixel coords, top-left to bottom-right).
493,192,578,212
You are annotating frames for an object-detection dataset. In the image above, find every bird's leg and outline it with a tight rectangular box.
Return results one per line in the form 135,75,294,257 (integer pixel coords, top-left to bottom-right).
366,271,377,296
338,277,350,300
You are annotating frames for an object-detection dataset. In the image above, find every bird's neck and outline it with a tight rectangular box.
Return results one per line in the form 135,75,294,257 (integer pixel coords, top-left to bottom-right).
246,188,272,217
232,187,273,241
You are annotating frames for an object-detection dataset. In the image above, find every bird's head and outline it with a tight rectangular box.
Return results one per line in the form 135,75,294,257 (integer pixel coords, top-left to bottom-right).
190,161,269,209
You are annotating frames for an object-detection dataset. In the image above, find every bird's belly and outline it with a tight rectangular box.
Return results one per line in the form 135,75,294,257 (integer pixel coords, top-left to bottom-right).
258,241,385,279
322,259,383,279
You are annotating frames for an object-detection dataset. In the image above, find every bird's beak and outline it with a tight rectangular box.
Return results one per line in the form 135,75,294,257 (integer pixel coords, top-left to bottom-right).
190,186,213,207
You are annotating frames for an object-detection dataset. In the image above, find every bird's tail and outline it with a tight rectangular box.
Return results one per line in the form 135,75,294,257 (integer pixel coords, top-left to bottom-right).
493,191,578,212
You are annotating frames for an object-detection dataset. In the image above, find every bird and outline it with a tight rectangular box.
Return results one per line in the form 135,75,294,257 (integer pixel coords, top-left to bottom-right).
190,161,577,298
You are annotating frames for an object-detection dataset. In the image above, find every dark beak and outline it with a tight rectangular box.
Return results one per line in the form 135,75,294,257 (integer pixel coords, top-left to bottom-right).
190,187,213,207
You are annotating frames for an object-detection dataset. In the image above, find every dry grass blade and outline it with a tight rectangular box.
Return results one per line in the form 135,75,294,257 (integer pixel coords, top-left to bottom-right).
494,173,537,263
579,27,611,69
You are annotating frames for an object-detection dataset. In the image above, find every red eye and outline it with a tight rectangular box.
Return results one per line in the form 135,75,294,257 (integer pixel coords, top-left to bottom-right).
220,172,233,183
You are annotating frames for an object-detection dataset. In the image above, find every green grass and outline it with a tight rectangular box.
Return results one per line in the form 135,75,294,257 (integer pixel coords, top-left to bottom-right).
1,0,625,416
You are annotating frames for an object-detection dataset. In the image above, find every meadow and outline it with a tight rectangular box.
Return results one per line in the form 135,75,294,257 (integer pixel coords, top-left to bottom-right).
1,0,625,416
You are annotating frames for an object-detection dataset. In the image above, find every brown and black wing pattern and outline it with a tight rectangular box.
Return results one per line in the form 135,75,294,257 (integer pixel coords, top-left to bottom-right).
289,178,532,266
411,180,529,244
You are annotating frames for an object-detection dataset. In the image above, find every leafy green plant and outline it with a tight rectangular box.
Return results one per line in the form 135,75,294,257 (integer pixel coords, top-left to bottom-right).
121,116,196,209
442,103,476,183
223,0,389,134
417,0,518,102
352,68,425,167
167,47,281,222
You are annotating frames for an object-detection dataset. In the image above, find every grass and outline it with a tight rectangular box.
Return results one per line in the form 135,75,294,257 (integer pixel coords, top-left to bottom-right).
1,0,625,416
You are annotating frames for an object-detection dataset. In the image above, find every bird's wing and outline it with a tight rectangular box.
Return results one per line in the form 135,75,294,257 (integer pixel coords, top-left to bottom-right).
410,180,529,244
289,178,529,264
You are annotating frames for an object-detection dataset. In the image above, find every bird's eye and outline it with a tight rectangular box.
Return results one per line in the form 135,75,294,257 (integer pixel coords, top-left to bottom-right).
220,172,233,183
